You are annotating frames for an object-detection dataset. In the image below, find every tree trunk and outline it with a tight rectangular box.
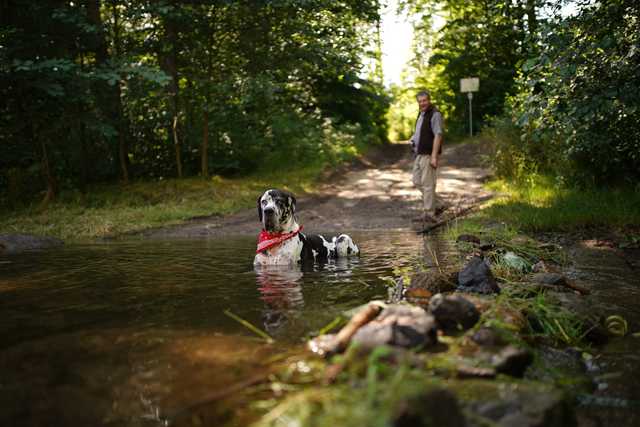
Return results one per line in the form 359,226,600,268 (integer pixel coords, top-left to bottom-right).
112,0,129,184
38,135,56,209
160,9,182,178
87,0,129,183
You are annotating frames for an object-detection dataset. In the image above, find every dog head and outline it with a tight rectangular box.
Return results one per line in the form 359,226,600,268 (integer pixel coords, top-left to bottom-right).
257,189,297,233
333,234,360,257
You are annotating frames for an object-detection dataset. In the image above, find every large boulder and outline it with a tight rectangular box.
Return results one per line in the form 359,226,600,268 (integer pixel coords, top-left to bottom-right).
351,305,438,350
0,234,63,254
458,256,500,294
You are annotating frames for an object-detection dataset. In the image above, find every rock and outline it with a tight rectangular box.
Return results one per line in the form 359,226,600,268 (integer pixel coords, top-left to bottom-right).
457,256,500,294
351,305,438,350
502,251,531,272
0,233,63,254
456,234,481,245
470,327,505,347
393,388,466,427
492,345,533,378
428,293,480,334
406,272,456,306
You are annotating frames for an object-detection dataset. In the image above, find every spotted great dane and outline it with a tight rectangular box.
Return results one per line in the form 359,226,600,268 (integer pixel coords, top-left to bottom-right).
254,189,359,266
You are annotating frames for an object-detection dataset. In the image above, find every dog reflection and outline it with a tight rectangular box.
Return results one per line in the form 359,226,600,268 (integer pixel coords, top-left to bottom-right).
255,266,304,336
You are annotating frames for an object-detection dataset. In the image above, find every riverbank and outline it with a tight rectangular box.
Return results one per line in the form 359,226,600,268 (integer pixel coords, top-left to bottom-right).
0,165,324,241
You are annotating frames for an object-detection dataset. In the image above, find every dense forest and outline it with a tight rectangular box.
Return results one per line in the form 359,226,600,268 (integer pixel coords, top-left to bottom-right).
2,0,639,210
1,0,388,206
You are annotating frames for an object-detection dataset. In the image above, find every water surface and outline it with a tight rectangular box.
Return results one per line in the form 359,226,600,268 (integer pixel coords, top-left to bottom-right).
0,230,439,426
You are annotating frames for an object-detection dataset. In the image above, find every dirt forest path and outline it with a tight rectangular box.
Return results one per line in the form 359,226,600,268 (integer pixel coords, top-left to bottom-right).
142,141,494,238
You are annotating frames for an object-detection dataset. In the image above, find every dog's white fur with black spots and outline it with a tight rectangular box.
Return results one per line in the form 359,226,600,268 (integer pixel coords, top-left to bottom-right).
254,189,359,266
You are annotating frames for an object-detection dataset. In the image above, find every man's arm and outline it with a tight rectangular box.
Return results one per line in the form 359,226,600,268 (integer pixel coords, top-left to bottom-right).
430,111,444,168
430,134,442,168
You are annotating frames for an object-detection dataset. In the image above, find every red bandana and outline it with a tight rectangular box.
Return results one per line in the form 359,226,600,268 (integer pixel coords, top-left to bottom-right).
256,226,303,254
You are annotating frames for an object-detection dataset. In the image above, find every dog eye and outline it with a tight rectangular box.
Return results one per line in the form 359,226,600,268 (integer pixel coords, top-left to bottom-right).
261,200,268,206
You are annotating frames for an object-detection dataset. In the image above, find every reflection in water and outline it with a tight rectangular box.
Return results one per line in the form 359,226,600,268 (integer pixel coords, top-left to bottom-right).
254,258,364,336
255,266,305,335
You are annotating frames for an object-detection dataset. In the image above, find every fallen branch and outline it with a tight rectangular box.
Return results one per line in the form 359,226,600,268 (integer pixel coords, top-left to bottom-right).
419,204,478,234
308,302,384,357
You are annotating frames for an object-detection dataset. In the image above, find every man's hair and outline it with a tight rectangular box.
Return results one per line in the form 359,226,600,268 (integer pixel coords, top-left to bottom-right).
416,90,430,100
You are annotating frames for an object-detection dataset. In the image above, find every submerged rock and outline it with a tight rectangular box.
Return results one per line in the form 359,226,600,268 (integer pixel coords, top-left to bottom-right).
393,388,466,427
492,345,534,378
0,233,63,254
428,293,480,334
457,256,500,294
351,305,437,350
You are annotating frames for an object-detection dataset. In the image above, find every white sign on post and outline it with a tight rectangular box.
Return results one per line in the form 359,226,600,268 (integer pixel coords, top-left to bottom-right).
460,77,479,93
460,77,480,137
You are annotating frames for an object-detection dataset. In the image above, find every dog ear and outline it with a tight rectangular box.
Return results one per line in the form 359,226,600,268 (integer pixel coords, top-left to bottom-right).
288,194,297,213
257,195,263,222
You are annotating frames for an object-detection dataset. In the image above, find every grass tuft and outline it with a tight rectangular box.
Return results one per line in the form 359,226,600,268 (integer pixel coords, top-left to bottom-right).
481,174,640,231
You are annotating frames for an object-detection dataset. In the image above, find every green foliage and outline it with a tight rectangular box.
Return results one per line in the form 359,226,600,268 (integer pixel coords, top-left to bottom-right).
1,0,388,204
393,0,539,138
507,0,640,184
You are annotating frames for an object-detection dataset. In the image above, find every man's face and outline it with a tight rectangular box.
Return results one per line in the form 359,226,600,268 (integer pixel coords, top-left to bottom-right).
417,95,430,112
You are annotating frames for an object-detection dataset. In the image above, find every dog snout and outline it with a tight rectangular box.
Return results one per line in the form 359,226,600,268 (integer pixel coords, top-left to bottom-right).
263,208,275,216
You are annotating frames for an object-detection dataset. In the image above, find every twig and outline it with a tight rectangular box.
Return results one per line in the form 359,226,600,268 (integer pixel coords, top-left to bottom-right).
224,309,274,343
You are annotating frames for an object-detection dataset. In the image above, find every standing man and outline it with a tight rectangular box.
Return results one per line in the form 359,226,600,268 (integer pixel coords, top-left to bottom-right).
410,90,444,223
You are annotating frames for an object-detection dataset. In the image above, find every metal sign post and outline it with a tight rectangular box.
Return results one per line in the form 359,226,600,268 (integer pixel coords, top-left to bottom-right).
460,78,479,137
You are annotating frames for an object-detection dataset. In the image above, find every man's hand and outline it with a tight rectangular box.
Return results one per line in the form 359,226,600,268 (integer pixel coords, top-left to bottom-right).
430,156,438,169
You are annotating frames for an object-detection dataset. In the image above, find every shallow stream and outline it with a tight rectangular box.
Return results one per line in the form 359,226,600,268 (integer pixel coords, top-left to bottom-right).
0,231,449,426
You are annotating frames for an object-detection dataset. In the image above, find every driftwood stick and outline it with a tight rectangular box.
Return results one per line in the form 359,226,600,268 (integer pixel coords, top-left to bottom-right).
419,204,478,234
331,303,383,353
310,303,382,357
